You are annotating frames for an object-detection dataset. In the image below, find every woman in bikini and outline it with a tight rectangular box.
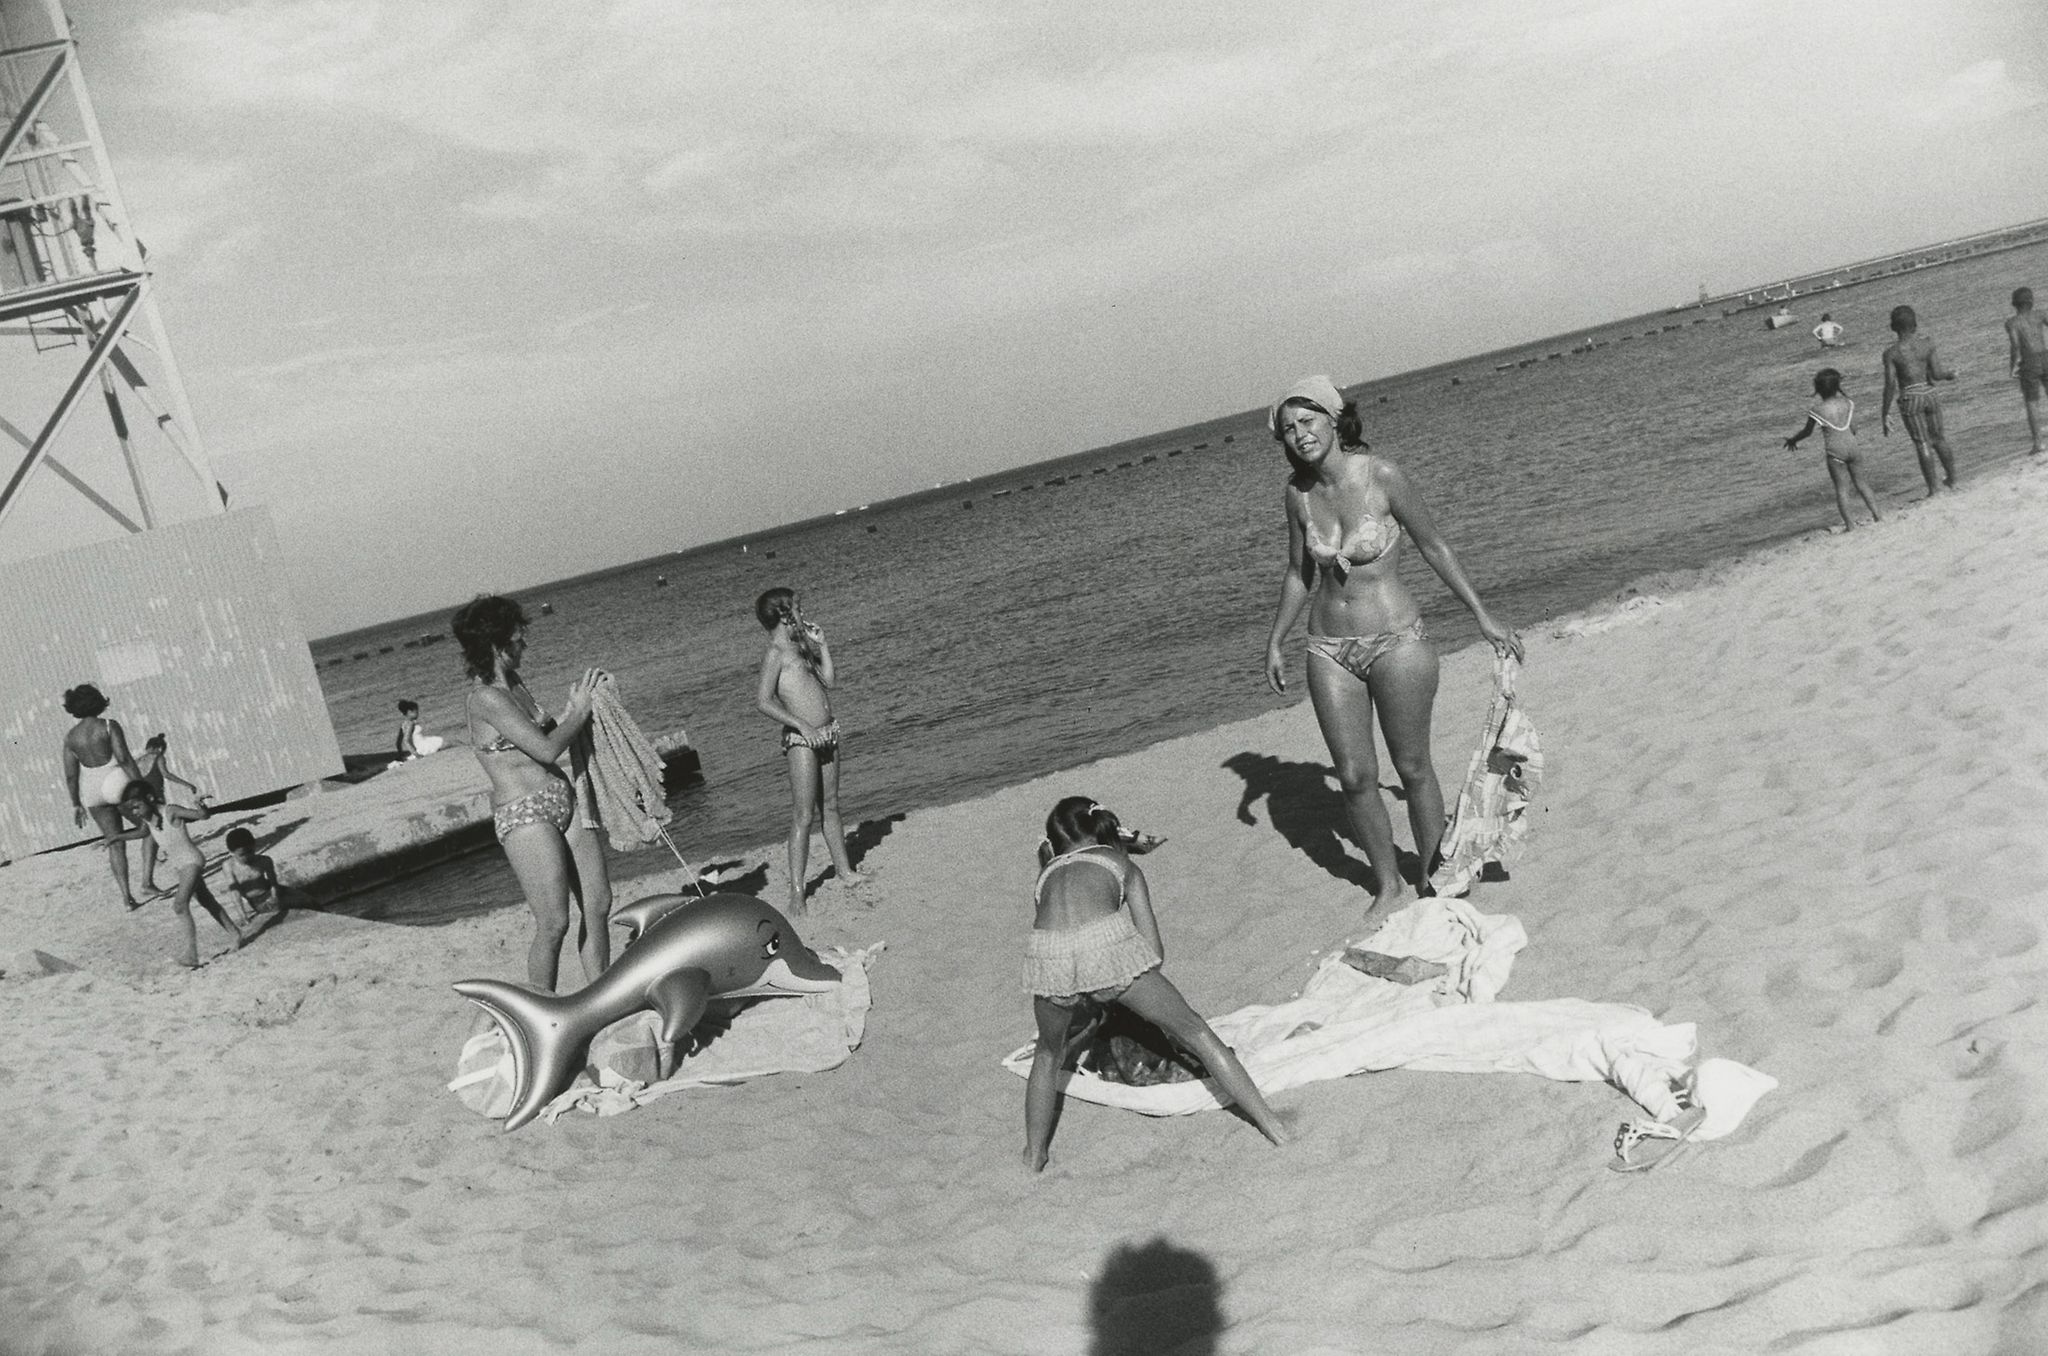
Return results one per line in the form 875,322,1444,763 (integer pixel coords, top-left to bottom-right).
58,682,158,909
1262,375,1521,929
453,595,612,991
1022,796,1289,1172
1783,367,1882,533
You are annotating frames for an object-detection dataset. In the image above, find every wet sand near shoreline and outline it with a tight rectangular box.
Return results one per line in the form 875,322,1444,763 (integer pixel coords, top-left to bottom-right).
3,460,2046,1354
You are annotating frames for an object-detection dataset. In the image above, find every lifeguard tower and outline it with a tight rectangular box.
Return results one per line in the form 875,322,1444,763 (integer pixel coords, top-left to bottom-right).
0,0,340,861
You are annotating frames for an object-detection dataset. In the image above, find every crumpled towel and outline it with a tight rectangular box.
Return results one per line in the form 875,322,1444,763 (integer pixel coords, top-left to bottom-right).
584,674,676,853
450,944,880,1123
1429,655,1543,899
1000,899,1771,1135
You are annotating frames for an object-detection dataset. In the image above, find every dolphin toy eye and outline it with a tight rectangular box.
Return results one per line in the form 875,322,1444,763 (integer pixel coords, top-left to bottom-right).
758,922,783,960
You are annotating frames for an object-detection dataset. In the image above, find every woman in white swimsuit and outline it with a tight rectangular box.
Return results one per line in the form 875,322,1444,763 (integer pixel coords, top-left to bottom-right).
1783,367,1883,533
1262,376,1521,928
58,682,157,910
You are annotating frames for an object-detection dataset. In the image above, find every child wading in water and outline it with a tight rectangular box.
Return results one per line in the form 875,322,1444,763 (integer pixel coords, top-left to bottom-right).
115,783,264,967
1022,796,1290,1172
754,587,866,914
1783,368,1883,533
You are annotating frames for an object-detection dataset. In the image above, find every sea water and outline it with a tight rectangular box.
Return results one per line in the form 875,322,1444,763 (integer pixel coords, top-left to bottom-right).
314,242,2046,922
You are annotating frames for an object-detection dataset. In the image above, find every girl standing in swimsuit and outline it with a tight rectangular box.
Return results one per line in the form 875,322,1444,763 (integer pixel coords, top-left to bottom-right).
1262,376,1521,930
1022,796,1289,1172
1783,367,1883,533
58,682,157,910
453,595,612,991
113,782,258,967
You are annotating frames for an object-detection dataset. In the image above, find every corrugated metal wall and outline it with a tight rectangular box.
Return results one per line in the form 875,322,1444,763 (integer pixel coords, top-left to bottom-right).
0,508,342,861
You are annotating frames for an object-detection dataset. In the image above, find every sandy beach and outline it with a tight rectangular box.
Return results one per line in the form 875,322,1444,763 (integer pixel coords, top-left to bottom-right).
5,458,2047,1355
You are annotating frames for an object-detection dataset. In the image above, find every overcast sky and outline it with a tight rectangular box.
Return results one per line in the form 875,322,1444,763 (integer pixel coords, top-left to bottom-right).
17,0,2048,634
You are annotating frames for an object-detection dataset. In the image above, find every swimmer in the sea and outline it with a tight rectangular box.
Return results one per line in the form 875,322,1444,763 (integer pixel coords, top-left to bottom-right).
1783,367,1883,533
1021,796,1289,1172
1880,304,1961,495
754,587,866,915
2005,286,2046,457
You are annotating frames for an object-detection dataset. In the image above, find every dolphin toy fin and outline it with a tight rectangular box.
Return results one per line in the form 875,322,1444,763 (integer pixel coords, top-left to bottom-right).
451,979,584,1133
611,892,697,944
647,968,711,1048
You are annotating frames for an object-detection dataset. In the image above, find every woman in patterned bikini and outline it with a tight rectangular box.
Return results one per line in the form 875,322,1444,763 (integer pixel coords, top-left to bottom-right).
1261,375,1521,929
453,594,611,991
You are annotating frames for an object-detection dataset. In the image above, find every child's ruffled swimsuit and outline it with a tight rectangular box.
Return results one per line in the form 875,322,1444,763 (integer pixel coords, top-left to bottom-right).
1024,848,1161,1006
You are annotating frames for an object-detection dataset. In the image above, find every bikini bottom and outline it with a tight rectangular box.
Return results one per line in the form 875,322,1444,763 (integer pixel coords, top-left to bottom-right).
781,719,841,757
493,777,574,842
1306,618,1430,682
1024,910,1161,1006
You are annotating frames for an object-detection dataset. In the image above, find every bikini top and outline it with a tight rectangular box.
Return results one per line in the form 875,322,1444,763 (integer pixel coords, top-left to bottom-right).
1033,847,1126,908
1294,483,1400,579
1809,397,1854,432
475,688,554,755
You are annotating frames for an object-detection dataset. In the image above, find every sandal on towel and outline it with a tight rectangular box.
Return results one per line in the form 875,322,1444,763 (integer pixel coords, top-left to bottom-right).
1610,1106,1706,1174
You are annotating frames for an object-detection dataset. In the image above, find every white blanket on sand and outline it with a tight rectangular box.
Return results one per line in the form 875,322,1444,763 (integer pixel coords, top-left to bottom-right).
1001,900,1772,1134
452,944,879,1124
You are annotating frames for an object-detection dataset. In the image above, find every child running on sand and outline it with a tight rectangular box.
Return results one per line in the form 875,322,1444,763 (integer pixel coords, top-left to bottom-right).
1784,368,1883,533
1022,796,1289,1172
754,587,866,914
1880,304,1961,495
2006,287,2046,457
115,783,264,967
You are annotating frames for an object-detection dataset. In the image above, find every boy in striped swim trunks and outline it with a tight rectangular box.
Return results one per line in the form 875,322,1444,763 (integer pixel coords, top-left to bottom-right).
1880,304,1961,496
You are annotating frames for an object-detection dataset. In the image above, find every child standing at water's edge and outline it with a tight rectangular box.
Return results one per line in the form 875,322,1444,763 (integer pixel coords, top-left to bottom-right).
1783,368,1883,533
1022,796,1289,1172
1880,304,1961,495
2005,287,2046,457
754,587,867,915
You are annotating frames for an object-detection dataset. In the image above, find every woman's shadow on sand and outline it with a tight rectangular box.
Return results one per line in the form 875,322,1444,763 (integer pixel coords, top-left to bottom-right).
1089,1237,1222,1356
1222,752,1416,893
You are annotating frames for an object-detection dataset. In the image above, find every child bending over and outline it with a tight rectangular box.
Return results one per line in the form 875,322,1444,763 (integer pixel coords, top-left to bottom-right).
1022,796,1289,1172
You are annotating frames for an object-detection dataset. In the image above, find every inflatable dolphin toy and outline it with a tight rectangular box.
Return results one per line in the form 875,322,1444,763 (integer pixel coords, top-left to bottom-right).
452,892,842,1131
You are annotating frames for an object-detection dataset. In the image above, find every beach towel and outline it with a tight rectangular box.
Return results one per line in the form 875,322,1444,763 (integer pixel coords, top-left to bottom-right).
584,674,675,853
450,943,880,1124
1000,899,1770,1133
1429,654,1543,897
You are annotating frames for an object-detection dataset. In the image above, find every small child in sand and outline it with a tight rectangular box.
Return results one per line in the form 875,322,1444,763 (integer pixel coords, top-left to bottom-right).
1783,368,1883,533
222,827,310,917
115,783,263,967
754,587,866,914
1021,796,1289,1172
1880,304,1961,495
2005,286,2046,457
